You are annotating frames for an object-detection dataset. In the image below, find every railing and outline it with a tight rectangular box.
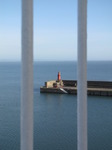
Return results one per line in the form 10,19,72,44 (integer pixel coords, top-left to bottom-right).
21,0,33,150
21,0,87,150
77,0,87,150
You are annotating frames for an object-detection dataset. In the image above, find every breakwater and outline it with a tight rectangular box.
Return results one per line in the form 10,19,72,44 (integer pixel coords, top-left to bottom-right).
40,80,112,96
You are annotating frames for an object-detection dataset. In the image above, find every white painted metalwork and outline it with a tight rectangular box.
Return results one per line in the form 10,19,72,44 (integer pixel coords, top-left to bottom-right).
77,0,87,150
21,0,33,150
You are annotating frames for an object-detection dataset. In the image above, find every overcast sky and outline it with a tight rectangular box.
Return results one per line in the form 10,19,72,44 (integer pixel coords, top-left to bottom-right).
0,0,112,61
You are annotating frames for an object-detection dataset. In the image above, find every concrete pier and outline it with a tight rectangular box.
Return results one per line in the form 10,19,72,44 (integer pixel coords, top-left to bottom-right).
40,80,112,96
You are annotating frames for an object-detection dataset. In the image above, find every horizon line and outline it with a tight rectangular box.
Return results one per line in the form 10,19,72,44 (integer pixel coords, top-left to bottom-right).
0,60,112,62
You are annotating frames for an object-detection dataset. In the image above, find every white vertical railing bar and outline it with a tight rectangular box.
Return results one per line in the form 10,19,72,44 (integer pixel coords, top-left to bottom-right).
77,0,87,150
21,0,33,150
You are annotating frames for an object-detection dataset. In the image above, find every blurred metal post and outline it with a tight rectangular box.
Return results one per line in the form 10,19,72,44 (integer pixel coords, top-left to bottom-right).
21,0,33,150
77,0,87,150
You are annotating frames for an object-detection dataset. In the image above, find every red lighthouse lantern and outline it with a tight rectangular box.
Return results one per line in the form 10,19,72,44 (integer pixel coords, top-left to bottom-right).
57,72,61,81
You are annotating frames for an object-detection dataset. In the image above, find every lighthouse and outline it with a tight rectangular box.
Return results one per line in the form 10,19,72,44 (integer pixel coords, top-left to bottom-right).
57,72,61,81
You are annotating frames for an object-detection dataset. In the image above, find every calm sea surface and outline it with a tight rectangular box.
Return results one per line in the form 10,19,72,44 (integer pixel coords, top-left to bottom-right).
0,61,112,150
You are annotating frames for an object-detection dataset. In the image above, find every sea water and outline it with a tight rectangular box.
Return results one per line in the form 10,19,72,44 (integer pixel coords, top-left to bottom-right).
0,61,112,150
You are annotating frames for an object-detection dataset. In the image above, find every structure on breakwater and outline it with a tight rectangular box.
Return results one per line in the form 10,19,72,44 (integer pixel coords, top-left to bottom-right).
40,72,112,96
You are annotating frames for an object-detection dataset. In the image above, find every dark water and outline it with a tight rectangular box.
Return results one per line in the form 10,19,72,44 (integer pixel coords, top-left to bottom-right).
0,61,112,150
